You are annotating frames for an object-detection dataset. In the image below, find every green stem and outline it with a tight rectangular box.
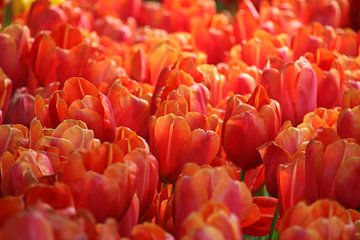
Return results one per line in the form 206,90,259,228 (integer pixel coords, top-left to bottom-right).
3,2,12,28
240,169,246,181
268,202,279,240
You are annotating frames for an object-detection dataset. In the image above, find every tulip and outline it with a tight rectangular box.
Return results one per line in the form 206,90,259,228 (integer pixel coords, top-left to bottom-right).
233,0,259,43
311,48,345,108
1,149,55,196
0,69,12,120
131,222,174,240
163,0,216,33
150,112,220,183
174,163,256,237
181,201,242,240
261,57,318,125
191,13,235,64
337,104,360,143
0,124,28,155
107,79,150,137
27,0,67,36
62,143,137,222
148,42,180,86
278,200,359,240
0,24,30,89
305,137,360,209
95,0,141,20
222,85,281,170
0,208,54,240
5,87,35,126
258,122,313,196
24,182,74,210
35,77,116,141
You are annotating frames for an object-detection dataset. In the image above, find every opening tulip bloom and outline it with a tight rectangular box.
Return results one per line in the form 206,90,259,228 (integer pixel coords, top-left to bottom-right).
222,85,281,170
278,199,360,240
174,163,256,238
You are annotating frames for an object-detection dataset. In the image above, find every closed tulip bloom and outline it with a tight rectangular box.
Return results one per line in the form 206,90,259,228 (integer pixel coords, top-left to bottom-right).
222,85,281,170
0,24,30,89
107,79,150,137
261,57,318,125
150,112,220,183
278,200,360,240
5,88,35,126
337,104,360,143
305,137,360,209
0,69,12,118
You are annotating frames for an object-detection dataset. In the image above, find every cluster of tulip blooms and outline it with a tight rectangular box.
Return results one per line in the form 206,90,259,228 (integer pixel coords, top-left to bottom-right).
0,0,359,239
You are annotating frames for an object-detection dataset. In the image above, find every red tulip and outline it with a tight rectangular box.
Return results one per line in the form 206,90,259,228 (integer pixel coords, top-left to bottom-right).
27,0,67,36
222,85,281,170
278,199,359,239
305,137,360,209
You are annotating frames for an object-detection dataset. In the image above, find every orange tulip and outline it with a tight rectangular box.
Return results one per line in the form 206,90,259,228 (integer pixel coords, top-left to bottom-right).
261,57,318,125
107,79,150,137
191,14,234,64
1,149,55,196
259,122,313,196
0,124,28,155
62,143,137,222
0,69,12,120
131,222,174,240
222,85,281,170
233,0,259,43
150,112,220,182
0,24,30,89
310,48,345,108
305,137,360,209
35,77,116,141
174,163,256,237
278,200,359,240
180,201,242,240
337,103,360,143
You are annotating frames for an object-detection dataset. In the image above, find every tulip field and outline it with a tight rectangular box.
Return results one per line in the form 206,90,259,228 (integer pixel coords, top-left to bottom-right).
0,0,359,239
